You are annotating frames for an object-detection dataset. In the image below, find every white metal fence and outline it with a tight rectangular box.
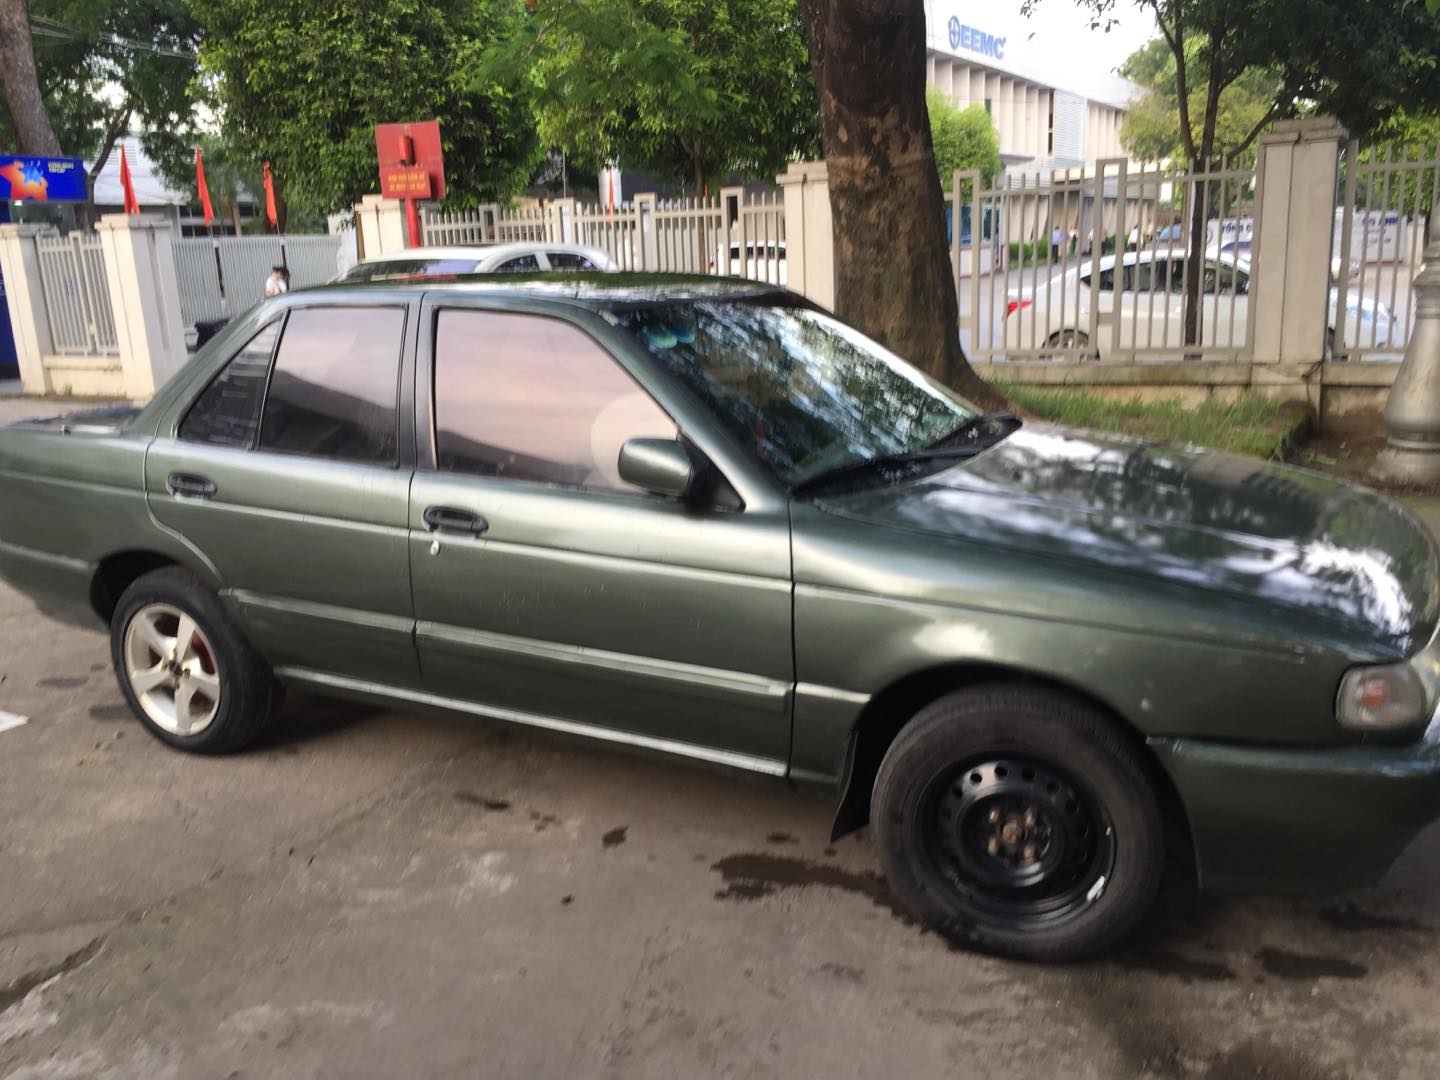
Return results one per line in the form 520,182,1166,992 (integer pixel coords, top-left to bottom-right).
35,231,118,356
173,234,343,326
1333,141,1438,361
422,188,786,285
954,157,1257,364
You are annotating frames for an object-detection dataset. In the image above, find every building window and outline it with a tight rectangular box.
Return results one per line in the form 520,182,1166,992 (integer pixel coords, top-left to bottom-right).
1047,96,1055,154
983,98,992,117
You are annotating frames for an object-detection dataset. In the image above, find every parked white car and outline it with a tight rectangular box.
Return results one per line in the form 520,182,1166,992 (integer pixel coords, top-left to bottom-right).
337,243,618,282
1004,249,1397,358
710,241,787,285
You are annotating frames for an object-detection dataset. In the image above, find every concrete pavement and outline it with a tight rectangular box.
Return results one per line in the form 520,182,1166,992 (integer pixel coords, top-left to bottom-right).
2,401,1440,1077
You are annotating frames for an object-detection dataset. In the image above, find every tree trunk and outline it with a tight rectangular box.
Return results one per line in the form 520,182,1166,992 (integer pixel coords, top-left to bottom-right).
797,0,1006,410
0,0,60,155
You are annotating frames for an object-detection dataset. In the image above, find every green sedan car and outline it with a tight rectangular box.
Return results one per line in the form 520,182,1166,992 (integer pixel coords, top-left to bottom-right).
2,275,1439,962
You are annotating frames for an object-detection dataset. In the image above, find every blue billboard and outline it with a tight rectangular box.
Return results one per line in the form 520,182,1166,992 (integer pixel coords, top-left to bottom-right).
0,155,88,203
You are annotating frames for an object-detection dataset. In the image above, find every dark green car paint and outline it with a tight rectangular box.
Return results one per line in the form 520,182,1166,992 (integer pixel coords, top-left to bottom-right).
3,275,1440,897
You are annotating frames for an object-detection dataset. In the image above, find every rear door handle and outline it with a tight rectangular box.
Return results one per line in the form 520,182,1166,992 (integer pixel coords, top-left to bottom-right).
167,472,217,499
423,505,488,537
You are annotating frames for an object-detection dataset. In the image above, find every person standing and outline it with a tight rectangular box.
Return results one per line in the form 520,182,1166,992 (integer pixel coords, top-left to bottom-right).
1051,224,1063,262
264,265,290,298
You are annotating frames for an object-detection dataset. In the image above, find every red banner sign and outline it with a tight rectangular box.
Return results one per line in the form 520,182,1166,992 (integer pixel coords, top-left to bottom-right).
374,121,445,201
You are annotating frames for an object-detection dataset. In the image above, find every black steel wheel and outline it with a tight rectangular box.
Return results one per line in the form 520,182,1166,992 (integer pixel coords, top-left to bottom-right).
873,684,1164,962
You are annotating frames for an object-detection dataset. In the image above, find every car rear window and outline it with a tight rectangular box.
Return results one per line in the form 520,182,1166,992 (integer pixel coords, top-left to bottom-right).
179,322,281,448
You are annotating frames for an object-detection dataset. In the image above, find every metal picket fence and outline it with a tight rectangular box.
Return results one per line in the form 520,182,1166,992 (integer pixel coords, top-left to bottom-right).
35,231,118,356
173,234,343,325
1333,141,1439,361
421,187,786,284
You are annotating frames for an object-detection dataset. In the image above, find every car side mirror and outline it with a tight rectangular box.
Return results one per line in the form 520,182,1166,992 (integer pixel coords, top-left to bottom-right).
619,438,695,499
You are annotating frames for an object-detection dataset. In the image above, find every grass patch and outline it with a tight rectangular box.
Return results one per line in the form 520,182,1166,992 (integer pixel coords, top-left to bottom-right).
999,384,1303,459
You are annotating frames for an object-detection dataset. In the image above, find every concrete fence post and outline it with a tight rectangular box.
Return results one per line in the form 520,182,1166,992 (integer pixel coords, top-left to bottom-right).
95,214,187,400
1250,118,1347,365
355,195,407,256
634,193,658,271
0,224,56,393
777,161,834,311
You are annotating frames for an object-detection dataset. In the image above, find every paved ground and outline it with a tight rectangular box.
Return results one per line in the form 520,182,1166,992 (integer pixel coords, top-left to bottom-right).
3,401,1440,1078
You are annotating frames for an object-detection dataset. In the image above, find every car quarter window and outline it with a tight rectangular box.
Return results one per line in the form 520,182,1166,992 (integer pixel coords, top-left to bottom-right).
179,321,281,447
432,310,677,493
546,252,597,271
495,254,540,272
258,305,406,465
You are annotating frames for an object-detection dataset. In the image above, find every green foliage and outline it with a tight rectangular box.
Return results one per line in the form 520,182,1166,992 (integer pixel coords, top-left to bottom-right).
15,0,202,173
925,89,1000,187
192,0,544,215
1001,385,1298,459
482,0,819,190
1119,38,1277,162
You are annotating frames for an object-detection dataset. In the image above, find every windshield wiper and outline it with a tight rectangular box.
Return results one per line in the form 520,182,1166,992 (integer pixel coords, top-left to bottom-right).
791,446,982,497
925,411,1021,451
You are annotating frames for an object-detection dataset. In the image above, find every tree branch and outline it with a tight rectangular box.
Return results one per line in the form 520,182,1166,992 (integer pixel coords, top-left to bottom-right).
87,98,133,182
1157,5,1198,162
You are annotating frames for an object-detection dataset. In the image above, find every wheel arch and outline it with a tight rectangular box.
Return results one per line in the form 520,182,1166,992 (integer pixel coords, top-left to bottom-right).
90,550,222,624
829,661,1195,867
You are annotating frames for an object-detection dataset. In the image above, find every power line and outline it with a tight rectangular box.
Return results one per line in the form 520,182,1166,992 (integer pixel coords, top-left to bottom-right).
29,15,197,61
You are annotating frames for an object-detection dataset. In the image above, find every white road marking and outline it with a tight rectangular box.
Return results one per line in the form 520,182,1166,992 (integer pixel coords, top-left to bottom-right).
0,710,30,734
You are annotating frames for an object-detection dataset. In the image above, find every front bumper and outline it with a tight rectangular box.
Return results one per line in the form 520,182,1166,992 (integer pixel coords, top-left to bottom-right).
1151,713,1440,894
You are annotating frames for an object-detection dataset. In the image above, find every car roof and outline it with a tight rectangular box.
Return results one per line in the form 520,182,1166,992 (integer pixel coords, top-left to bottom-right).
298,271,792,309
359,242,611,265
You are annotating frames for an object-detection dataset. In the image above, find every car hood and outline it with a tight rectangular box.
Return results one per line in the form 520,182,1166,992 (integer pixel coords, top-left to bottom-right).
816,424,1440,656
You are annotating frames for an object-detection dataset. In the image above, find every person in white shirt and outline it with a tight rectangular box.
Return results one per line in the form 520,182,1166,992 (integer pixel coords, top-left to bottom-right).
264,266,290,298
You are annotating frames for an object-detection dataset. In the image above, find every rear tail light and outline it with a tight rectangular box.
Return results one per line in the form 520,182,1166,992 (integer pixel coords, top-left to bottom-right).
1006,299,1032,318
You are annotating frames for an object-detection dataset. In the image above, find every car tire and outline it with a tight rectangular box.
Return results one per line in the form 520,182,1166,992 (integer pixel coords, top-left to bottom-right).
1045,329,1096,361
872,683,1165,962
110,567,281,754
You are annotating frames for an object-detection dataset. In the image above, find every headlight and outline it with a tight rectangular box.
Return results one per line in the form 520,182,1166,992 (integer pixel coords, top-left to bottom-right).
1336,664,1427,731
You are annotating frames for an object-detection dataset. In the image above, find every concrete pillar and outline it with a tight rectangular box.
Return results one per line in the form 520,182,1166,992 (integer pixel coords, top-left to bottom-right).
0,225,56,393
1372,239,1440,483
95,214,187,400
355,194,407,257
1026,86,1040,157
1250,119,1347,364
777,160,834,311
953,63,970,108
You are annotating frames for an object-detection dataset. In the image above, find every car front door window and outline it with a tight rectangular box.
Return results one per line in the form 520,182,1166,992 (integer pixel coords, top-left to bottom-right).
433,310,677,493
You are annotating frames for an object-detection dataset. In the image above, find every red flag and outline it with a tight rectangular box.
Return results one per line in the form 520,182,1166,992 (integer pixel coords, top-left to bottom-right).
119,144,139,215
262,160,278,230
195,148,214,225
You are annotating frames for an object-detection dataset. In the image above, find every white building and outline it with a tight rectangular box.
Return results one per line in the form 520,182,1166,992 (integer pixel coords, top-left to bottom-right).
924,2,1138,173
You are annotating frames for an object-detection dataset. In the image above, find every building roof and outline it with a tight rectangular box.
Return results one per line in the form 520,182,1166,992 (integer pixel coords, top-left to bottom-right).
88,139,255,209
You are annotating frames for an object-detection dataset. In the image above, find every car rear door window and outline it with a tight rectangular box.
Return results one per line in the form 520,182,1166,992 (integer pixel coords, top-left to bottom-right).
258,306,406,465
433,310,676,493
495,255,540,272
180,321,281,448
546,252,598,271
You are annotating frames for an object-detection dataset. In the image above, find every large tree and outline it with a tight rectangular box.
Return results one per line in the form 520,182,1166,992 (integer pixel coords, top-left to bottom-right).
485,0,819,192
193,0,543,217
20,1,203,211
1050,0,1440,348
0,0,61,153
797,0,1003,409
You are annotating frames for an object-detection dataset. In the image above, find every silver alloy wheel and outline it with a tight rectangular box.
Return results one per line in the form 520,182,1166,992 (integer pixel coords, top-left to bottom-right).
122,603,222,736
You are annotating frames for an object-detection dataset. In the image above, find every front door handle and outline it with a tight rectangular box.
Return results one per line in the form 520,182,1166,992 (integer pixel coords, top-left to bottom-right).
423,505,488,537
167,472,217,499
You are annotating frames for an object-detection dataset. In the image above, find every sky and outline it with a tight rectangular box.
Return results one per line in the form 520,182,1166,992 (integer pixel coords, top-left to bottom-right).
929,0,1159,102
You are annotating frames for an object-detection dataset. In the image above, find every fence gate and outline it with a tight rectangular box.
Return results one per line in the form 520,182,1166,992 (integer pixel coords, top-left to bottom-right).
35,231,118,356
173,234,343,326
1333,140,1439,361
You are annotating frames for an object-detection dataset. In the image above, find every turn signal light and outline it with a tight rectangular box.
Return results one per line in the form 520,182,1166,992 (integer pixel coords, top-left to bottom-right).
1006,299,1032,317
1337,664,1426,731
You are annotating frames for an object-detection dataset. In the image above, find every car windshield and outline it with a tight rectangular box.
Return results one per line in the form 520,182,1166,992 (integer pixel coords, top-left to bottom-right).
614,300,978,488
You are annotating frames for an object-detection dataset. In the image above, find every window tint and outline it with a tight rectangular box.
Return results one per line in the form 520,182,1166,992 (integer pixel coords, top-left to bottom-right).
180,322,280,448
434,310,676,492
1201,262,1248,295
546,251,597,271
259,306,405,464
495,254,540,273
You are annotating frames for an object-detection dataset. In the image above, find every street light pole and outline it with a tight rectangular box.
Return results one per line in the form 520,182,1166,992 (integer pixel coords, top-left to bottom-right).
1372,240,1440,485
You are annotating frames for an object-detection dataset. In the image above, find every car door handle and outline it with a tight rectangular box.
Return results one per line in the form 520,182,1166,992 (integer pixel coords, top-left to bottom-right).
423,505,488,537
167,472,217,499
